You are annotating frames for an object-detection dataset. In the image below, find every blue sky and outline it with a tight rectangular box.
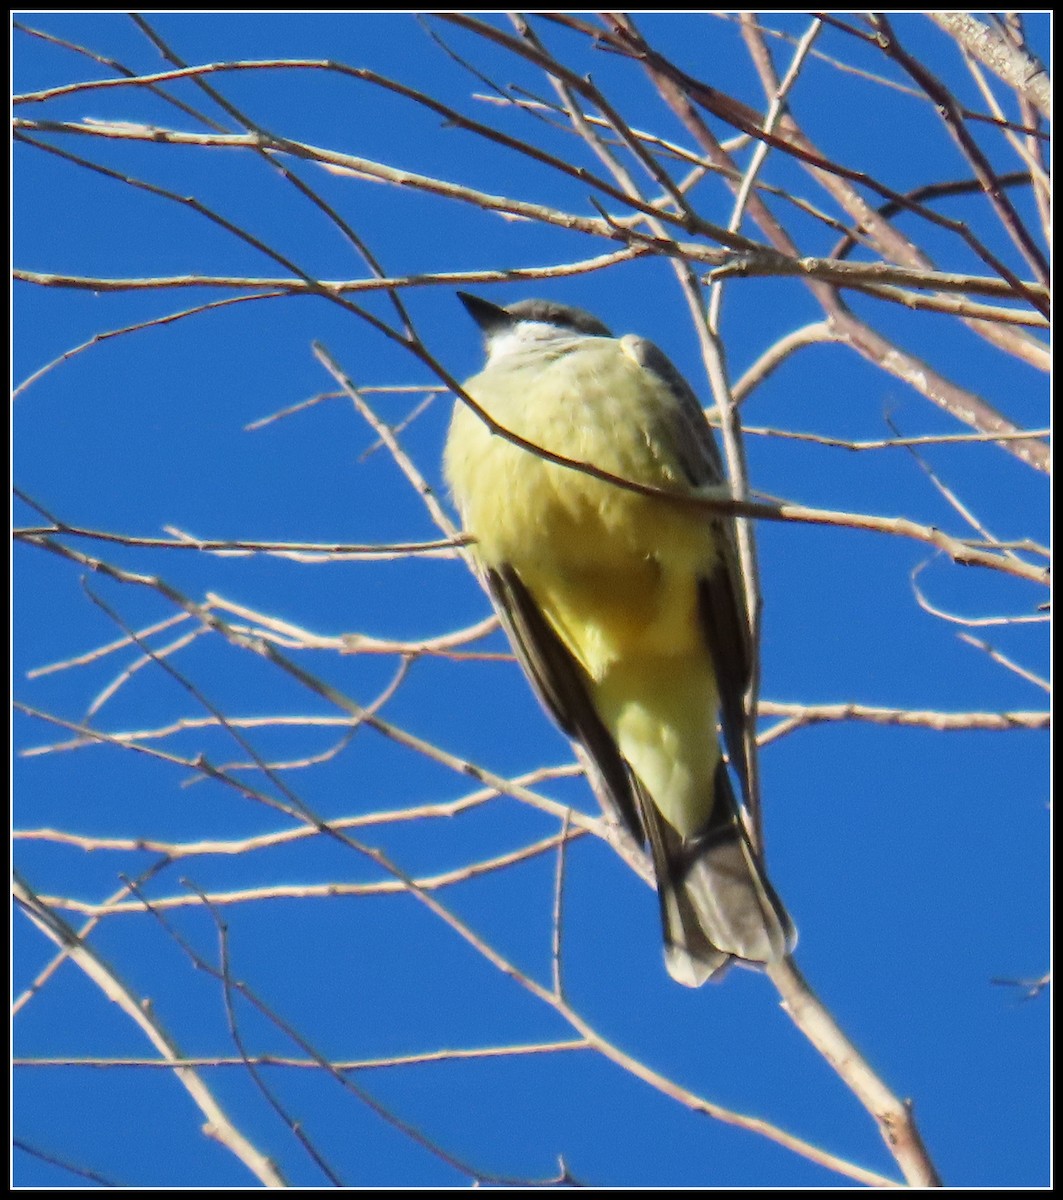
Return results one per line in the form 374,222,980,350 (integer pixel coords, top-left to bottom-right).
13,12,1049,1188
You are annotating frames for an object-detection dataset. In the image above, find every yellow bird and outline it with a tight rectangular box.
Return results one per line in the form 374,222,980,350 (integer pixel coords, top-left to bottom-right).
444,293,794,985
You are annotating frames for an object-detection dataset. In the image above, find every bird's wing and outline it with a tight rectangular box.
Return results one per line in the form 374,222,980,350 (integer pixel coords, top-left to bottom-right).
487,562,763,984
622,334,754,804
484,563,645,842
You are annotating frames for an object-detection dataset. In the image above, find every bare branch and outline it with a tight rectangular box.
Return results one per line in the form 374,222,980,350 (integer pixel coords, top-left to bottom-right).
928,12,1050,119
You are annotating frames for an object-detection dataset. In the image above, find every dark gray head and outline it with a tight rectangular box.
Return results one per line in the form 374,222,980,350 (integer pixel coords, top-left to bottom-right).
457,292,613,342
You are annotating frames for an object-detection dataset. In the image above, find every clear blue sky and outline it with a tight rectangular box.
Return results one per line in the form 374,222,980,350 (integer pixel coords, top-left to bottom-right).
14,12,1049,1188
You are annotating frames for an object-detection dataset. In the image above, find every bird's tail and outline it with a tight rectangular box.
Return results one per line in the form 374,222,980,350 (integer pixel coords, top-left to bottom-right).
639,764,795,987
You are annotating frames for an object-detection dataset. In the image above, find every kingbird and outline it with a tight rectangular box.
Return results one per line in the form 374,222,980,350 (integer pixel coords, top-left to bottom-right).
444,293,794,985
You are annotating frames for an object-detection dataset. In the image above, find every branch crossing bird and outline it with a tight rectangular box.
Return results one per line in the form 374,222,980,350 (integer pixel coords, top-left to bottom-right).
444,292,795,985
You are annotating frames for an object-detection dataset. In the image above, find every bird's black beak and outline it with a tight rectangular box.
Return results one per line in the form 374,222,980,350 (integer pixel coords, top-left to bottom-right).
457,292,514,337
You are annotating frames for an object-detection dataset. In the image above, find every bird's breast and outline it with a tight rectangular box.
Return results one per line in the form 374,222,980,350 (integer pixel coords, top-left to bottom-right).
445,346,717,677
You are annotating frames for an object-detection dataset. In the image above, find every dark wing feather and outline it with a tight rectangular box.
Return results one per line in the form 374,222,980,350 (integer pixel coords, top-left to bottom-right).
484,564,644,842
697,566,753,802
488,563,779,984
623,335,754,803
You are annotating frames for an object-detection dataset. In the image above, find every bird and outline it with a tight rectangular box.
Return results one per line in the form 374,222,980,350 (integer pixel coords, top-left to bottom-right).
444,292,795,985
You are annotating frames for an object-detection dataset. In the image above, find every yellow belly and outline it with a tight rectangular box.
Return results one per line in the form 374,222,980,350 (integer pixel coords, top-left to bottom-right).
445,339,724,836
446,342,718,672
